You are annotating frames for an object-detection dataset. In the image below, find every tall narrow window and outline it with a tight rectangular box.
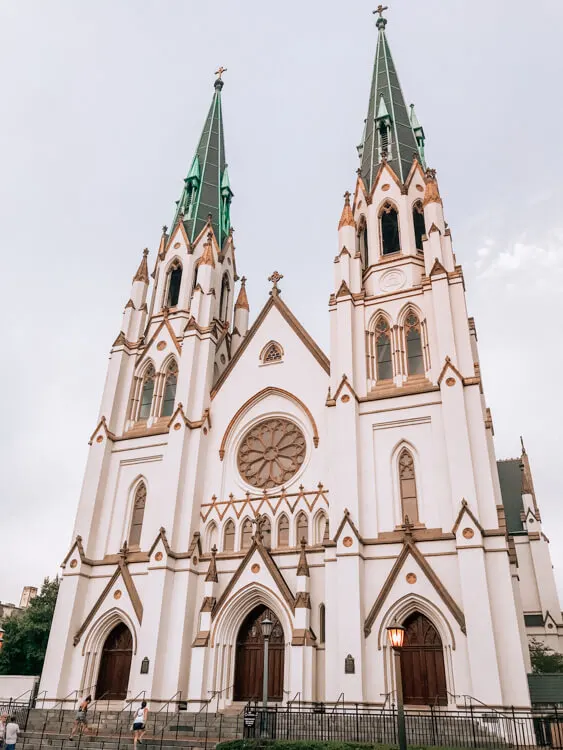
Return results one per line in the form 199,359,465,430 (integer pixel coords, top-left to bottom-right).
167,262,182,307
161,360,178,417
296,512,308,545
223,520,235,552
278,515,289,547
219,274,230,321
375,317,393,381
413,202,426,252
405,312,424,375
261,517,272,549
138,365,155,420
315,513,328,545
379,124,390,159
206,522,218,552
129,482,146,548
319,603,326,645
241,519,253,550
381,203,400,255
399,449,419,524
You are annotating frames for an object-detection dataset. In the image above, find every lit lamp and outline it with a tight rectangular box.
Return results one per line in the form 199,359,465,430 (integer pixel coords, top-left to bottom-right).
386,622,407,750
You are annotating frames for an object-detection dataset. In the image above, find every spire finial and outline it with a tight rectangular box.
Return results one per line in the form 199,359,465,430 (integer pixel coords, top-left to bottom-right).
214,67,227,91
373,4,388,29
268,271,284,293
235,277,249,311
133,248,150,284
338,191,356,230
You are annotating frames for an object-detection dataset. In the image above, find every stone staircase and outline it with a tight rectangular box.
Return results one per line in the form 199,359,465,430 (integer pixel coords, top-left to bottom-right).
20,708,245,750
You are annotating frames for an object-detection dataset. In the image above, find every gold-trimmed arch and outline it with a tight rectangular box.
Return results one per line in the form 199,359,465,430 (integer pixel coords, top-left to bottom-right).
219,387,319,460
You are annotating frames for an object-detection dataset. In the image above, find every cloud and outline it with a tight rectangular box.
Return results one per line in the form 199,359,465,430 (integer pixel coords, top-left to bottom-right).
475,230,563,286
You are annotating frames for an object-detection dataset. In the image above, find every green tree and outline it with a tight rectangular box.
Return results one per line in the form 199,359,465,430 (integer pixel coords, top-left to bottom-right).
530,638,563,674
0,577,59,676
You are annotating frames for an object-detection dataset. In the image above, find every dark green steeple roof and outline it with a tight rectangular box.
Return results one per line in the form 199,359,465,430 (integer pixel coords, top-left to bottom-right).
172,75,232,248
359,11,425,190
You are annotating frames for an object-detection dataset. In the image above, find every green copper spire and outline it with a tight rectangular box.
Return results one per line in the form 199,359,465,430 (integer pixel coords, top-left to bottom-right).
171,70,232,248
359,8,424,190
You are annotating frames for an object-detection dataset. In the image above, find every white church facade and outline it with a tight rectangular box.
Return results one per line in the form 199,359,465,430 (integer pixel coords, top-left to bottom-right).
40,11,563,711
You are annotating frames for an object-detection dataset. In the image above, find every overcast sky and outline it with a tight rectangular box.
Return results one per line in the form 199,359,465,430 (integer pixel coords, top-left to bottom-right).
1,0,562,605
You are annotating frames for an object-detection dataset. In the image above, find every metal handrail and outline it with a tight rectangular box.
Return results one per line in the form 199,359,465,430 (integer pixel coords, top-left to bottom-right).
208,684,234,713
156,690,182,714
287,692,301,710
331,692,345,715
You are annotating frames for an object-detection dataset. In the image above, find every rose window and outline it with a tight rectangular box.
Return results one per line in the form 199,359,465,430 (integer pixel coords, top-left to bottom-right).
237,418,306,489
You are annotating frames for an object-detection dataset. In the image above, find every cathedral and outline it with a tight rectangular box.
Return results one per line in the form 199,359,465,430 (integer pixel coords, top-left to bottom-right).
41,10,563,711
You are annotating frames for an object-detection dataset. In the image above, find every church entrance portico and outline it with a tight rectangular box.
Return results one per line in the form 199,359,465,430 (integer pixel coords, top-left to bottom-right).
234,604,285,701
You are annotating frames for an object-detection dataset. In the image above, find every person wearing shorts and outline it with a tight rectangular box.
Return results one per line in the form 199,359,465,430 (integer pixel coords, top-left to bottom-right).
69,696,91,739
132,701,148,748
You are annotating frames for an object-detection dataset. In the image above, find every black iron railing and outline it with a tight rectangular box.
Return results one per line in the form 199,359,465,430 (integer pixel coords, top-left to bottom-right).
243,702,563,749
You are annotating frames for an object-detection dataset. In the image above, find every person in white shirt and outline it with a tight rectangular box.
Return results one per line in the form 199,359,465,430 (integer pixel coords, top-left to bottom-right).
5,717,20,750
132,701,148,748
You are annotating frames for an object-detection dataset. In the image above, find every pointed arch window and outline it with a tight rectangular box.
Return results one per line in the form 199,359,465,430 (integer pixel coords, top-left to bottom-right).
399,448,419,524
261,517,272,549
413,201,426,252
219,273,231,321
375,317,393,382
315,513,329,545
206,522,218,553
166,261,182,308
161,360,178,418
138,365,155,420
223,519,235,552
241,519,253,550
278,515,289,548
380,202,400,255
129,482,146,548
379,123,391,160
296,512,308,546
405,312,424,375
319,603,326,644
262,342,283,364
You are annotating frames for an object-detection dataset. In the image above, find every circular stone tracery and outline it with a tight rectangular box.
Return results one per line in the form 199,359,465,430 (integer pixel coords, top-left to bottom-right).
237,418,306,489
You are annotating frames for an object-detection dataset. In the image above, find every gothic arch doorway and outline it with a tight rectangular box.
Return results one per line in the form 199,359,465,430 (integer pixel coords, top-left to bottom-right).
95,623,133,700
400,612,447,706
233,605,284,702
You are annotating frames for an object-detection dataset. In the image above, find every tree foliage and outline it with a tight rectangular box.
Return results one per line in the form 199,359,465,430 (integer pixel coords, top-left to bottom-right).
0,577,59,676
530,638,563,674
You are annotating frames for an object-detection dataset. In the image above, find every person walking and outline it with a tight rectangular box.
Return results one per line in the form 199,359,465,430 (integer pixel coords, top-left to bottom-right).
0,714,7,749
69,696,92,739
132,701,148,748
4,717,19,750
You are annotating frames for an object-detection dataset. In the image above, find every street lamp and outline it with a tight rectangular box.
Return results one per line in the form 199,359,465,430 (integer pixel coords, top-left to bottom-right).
386,622,407,750
261,618,273,708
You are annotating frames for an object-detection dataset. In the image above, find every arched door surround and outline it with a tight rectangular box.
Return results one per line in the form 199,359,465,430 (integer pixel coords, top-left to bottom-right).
95,622,133,700
400,612,447,706
233,605,284,702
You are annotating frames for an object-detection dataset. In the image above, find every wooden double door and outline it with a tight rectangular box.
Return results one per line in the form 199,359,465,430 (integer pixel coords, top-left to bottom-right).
234,605,285,702
95,623,133,700
400,612,447,706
